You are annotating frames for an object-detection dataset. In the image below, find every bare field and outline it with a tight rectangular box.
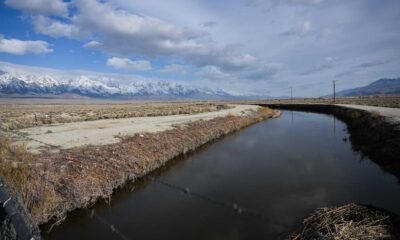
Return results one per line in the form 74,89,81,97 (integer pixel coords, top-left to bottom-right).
239,95,400,108
0,100,230,131
15,104,259,152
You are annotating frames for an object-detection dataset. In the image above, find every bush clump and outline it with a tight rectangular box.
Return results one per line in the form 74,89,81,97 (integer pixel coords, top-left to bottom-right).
290,203,400,240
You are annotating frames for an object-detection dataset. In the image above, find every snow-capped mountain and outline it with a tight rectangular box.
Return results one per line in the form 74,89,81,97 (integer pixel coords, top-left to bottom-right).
0,70,233,99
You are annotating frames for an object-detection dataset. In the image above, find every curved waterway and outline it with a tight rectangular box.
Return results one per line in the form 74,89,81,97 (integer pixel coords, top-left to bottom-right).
44,110,400,239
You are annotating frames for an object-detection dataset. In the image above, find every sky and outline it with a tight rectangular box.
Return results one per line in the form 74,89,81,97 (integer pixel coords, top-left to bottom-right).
0,0,399,97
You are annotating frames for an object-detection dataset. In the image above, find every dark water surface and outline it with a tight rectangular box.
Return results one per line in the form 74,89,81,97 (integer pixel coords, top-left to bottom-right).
45,111,400,240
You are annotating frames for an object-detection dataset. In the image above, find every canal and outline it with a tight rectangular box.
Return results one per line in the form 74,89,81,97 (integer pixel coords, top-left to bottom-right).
45,110,400,239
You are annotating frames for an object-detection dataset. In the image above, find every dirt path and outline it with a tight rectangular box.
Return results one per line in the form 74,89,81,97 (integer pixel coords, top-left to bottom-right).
16,104,259,152
337,104,400,123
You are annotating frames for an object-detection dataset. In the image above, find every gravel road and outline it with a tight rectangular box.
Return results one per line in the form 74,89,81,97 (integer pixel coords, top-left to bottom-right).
17,104,259,152
338,104,400,123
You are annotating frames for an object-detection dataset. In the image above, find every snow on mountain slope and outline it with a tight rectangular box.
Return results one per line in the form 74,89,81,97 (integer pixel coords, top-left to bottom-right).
0,69,232,99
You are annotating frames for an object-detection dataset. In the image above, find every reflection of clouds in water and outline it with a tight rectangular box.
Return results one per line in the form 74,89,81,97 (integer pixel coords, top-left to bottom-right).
292,111,308,118
298,153,349,180
232,136,258,148
296,187,328,206
320,154,338,165
269,187,328,222
304,160,314,172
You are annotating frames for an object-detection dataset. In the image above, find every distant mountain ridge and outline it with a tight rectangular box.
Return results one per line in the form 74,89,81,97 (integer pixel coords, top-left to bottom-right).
336,78,400,96
0,70,234,99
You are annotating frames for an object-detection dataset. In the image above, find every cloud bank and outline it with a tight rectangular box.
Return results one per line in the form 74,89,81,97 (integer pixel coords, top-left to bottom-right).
106,57,152,71
6,0,275,81
2,0,400,97
0,35,53,55
5,0,69,17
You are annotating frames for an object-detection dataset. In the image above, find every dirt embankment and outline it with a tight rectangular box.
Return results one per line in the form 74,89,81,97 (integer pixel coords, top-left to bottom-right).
336,104,400,123
0,107,280,226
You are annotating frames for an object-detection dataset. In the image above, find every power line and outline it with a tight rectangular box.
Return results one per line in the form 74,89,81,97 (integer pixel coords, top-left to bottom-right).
43,173,292,240
45,199,131,240
266,78,351,98
86,208,130,240
146,176,290,228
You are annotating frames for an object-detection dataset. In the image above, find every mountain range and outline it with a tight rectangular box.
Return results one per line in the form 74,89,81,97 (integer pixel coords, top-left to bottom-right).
335,78,400,96
1,64,399,99
0,70,234,99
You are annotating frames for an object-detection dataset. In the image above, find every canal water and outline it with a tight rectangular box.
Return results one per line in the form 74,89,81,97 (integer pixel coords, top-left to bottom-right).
45,111,400,239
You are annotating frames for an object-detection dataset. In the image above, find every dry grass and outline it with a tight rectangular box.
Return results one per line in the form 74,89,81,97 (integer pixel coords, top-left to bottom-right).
291,203,400,240
0,107,278,225
0,101,230,130
0,138,33,194
238,96,400,108
0,138,62,223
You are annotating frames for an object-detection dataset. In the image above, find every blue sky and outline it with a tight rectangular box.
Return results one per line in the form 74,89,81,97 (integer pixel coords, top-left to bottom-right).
0,0,399,96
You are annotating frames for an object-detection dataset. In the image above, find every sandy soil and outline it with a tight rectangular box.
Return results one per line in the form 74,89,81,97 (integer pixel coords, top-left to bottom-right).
16,104,259,152
338,104,400,123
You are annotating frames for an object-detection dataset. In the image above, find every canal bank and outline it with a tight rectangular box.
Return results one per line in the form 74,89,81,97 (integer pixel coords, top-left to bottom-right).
2,103,400,239
44,109,400,240
0,107,279,239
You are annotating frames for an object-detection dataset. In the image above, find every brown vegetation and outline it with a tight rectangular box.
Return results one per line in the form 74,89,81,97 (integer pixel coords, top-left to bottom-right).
0,138,61,225
0,107,278,225
240,95,400,108
291,203,400,240
0,101,230,130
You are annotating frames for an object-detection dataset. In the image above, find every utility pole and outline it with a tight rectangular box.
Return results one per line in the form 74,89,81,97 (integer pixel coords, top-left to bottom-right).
290,86,293,102
333,80,336,104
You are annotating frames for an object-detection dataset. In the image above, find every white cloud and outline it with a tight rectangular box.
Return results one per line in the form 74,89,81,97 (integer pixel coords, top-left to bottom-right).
247,0,324,6
200,21,217,28
292,0,323,4
0,60,154,83
23,0,261,74
31,16,88,39
84,41,102,48
198,66,230,80
281,21,313,37
301,57,339,75
5,0,69,17
158,64,187,75
0,35,53,55
241,64,281,80
72,0,206,55
106,57,151,71
4,0,400,97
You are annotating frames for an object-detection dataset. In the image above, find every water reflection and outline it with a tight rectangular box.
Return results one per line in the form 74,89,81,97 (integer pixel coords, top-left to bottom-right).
45,111,400,240
333,115,336,136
